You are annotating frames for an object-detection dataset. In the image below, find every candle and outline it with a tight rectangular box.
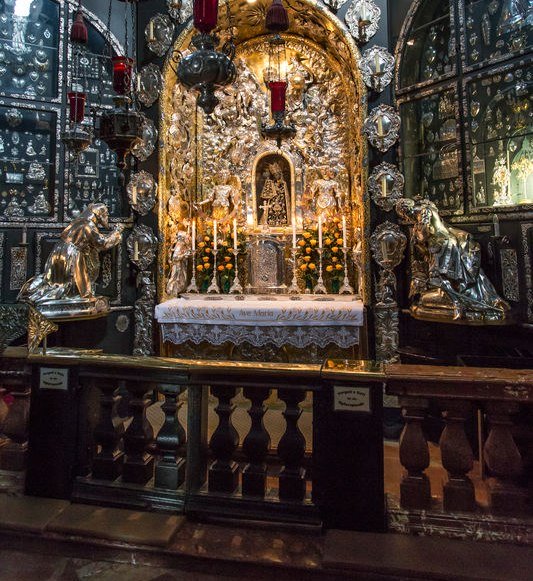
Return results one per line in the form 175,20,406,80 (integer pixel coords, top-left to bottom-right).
493,214,500,237
269,81,287,113
377,115,384,137
148,19,155,41
133,240,139,261
342,215,347,247
374,52,381,75
318,215,323,249
67,91,86,123
381,175,388,197
381,238,388,261
292,217,297,249
22,226,27,245
233,218,237,251
213,219,217,249
131,184,137,205
112,56,133,96
192,219,196,251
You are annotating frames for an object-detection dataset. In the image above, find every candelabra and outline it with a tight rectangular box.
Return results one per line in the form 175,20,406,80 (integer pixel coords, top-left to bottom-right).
339,246,355,294
288,247,300,294
229,248,243,294
186,249,199,293
207,249,220,293
313,248,327,294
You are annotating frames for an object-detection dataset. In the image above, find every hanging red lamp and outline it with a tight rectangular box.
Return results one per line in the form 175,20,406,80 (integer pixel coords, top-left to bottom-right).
67,91,86,123
269,81,287,113
193,0,219,34
112,56,134,95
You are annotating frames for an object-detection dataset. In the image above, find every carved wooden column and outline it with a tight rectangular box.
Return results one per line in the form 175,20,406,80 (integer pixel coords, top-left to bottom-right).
277,388,307,502
91,379,124,481
399,397,431,510
155,384,187,490
439,400,475,512
242,387,271,497
122,381,154,485
209,386,239,493
484,401,525,515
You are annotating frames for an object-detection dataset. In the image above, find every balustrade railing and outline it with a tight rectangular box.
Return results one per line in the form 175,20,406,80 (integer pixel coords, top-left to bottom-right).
386,364,533,543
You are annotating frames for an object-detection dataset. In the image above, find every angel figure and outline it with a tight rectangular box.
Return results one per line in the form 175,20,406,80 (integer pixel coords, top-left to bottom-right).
166,229,192,297
305,166,345,219
197,169,242,223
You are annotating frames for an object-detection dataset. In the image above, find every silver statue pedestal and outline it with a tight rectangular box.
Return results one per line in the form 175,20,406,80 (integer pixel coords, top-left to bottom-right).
30,296,111,322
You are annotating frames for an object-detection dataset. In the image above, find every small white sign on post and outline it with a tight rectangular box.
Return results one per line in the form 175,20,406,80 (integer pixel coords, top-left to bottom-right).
40,367,69,391
334,385,371,413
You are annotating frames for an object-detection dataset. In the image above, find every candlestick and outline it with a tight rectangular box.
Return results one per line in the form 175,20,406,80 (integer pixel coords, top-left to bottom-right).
207,249,220,293
292,217,297,249
229,248,243,294
493,214,500,237
288,247,300,294
318,215,323,249
21,226,27,245
313,248,327,294
339,246,355,295
186,248,199,293
233,218,237,251
213,219,217,249
342,215,347,245
381,174,388,197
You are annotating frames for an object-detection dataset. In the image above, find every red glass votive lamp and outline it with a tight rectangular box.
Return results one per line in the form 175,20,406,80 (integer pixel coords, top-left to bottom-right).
112,56,134,95
68,91,86,123
269,81,287,113
193,0,219,34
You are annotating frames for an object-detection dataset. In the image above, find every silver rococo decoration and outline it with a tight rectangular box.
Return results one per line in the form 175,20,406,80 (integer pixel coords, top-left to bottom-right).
145,14,174,57
127,170,158,216
360,46,394,92
127,224,159,271
324,0,347,12
368,162,404,212
370,221,407,363
133,271,156,356
364,104,401,153
132,116,158,161
345,0,381,44
137,64,163,108
167,0,193,23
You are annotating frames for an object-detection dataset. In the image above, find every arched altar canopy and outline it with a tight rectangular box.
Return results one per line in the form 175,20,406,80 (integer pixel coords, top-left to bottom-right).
158,0,368,301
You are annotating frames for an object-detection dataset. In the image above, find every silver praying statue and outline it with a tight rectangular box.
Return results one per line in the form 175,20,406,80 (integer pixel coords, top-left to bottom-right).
396,198,510,323
18,203,123,320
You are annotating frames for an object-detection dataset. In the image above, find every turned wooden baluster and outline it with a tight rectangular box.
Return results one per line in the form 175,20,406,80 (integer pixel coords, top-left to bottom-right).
483,401,525,515
242,387,271,497
155,384,187,490
209,385,239,493
439,400,475,512
0,384,30,471
277,388,307,502
122,381,154,485
92,378,124,481
399,397,431,510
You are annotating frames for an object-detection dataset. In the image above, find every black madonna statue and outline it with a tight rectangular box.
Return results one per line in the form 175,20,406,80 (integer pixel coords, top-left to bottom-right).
396,198,510,323
18,203,123,320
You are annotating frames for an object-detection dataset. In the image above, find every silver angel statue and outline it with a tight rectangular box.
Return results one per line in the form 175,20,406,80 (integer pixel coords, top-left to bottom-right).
18,203,123,320
166,229,192,297
396,198,510,323
197,169,241,223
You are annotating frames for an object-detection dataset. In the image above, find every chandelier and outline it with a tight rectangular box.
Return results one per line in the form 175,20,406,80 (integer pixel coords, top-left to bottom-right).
261,0,295,147
173,0,236,115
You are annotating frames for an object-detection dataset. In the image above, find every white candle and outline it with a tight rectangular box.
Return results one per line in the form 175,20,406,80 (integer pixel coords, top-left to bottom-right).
133,240,139,261
381,175,388,197
148,20,155,41
374,52,381,74
213,219,217,249
342,215,347,247
318,216,323,249
377,115,384,136
192,219,196,251
292,217,297,249
131,184,137,205
22,226,27,245
233,218,237,251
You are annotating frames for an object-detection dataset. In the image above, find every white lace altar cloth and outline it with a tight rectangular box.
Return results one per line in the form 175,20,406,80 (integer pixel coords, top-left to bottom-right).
156,295,364,349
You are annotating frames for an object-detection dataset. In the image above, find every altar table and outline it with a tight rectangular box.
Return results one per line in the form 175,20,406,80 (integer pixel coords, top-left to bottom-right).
155,295,365,361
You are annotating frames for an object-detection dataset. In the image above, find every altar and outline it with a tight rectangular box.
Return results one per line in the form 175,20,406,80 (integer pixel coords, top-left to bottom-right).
156,295,365,363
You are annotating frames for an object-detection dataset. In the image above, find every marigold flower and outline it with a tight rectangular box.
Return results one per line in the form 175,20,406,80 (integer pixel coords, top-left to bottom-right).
332,257,338,263
303,231,311,239
310,239,317,247
326,265,334,272
304,256,311,262
225,263,233,270
298,239,306,247
217,264,225,271
308,263,316,270
203,256,209,262
204,236,210,242
305,247,312,254
196,264,204,271
324,238,332,246
222,241,228,247
300,263,308,271
205,247,211,253
335,263,343,270
198,241,206,248
336,238,343,246
224,256,231,262
331,246,339,253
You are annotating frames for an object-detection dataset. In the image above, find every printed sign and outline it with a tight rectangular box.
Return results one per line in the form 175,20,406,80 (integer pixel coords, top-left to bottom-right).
334,385,371,413
40,367,69,391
